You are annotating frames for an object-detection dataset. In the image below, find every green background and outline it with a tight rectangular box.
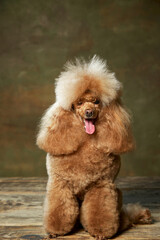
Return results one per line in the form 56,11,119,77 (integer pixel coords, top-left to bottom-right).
0,0,160,177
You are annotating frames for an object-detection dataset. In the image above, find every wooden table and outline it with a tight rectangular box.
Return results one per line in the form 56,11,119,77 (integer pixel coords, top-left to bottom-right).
0,177,160,240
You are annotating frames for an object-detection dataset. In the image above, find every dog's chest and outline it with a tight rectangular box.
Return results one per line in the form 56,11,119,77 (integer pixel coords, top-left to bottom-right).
47,141,120,194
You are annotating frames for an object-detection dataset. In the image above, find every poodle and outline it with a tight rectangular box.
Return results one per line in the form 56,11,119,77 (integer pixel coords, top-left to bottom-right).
36,56,152,239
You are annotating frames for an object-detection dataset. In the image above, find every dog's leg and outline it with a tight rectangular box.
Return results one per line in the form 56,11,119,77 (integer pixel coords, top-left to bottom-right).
44,179,79,238
80,180,120,239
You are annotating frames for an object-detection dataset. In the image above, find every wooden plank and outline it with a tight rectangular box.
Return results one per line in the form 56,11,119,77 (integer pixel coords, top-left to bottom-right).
0,223,160,240
0,177,47,193
0,177,160,239
0,189,159,227
0,193,44,226
0,177,159,192
116,176,160,189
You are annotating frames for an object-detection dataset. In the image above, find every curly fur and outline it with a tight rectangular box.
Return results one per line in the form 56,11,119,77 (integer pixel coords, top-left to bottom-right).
36,56,152,239
55,56,122,110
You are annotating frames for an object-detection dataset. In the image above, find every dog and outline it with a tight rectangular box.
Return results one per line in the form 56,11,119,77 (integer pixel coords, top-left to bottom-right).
37,56,151,239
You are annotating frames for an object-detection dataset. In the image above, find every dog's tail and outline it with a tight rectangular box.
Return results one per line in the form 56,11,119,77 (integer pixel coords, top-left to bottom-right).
119,203,152,231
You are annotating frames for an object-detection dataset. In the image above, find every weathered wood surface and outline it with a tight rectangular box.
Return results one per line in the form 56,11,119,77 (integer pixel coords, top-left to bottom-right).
0,177,160,240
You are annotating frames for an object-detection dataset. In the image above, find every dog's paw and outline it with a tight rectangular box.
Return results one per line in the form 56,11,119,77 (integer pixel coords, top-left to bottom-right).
95,235,108,240
47,233,59,239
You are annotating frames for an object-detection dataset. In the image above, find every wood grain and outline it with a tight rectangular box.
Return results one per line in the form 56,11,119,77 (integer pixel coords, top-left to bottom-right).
0,177,160,240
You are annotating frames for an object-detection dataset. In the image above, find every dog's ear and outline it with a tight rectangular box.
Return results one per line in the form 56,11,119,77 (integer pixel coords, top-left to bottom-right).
36,103,85,155
97,100,135,154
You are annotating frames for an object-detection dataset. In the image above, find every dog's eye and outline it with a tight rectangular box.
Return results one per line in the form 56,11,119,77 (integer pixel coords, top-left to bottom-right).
94,99,100,104
77,101,83,106
71,104,75,110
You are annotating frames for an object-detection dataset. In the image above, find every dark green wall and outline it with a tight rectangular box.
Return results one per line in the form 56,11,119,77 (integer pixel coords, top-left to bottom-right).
0,0,160,177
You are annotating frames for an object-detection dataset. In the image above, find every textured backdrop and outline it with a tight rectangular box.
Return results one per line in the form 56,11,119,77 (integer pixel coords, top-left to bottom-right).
0,0,160,177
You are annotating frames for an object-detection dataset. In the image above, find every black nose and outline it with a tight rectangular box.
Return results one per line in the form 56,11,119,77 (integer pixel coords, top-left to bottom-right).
85,109,93,118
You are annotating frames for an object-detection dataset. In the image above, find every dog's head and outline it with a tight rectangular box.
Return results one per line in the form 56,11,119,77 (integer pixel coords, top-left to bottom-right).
55,56,122,135
72,90,101,134
55,56,123,135
37,56,134,155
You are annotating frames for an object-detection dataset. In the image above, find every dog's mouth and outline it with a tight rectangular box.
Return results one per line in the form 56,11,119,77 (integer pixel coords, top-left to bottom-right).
84,119,96,135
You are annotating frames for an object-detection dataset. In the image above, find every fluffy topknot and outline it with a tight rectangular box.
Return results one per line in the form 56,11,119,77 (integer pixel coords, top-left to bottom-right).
55,56,122,110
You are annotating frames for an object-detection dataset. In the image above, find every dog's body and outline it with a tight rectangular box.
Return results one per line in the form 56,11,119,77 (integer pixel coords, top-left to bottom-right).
37,56,151,239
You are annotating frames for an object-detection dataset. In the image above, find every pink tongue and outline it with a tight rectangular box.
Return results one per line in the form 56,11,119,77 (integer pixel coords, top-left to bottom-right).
84,120,95,134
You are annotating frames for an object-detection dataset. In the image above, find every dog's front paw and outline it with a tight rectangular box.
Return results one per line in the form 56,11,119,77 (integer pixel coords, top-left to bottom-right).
95,235,108,240
47,233,59,239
